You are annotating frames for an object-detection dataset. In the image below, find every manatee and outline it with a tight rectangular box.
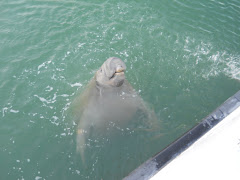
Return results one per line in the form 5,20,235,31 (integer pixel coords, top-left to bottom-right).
72,57,158,163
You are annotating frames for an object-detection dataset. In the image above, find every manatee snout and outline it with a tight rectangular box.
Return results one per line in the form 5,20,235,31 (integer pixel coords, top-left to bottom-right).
96,57,126,87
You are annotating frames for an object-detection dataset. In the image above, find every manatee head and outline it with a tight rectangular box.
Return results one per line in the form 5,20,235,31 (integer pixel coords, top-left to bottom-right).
96,57,126,88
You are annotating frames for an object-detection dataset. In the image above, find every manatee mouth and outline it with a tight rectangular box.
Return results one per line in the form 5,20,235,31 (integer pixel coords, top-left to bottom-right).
110,68,125,79
116,67,125,73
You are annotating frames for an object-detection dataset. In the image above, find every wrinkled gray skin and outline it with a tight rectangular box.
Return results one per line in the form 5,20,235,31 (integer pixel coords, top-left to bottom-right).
74,57,157,163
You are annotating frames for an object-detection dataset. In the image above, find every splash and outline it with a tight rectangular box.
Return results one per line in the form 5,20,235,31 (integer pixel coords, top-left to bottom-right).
206,51,240,80
183,36,240,81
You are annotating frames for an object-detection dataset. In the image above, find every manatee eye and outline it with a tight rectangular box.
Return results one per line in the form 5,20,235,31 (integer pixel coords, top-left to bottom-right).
100,68,102,72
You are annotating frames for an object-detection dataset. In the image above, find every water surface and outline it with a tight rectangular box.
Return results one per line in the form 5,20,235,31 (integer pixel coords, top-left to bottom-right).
1,0,240,179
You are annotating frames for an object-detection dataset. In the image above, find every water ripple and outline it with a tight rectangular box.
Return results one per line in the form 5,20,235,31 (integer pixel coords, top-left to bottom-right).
1,0,240,179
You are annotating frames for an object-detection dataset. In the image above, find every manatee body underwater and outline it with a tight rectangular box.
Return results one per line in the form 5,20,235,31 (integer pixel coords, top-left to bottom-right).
72,57,159,163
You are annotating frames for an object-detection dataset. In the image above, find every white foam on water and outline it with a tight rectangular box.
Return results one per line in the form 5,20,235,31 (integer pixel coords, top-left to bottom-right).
224,57,240,80
70,82,83,87
38,60,53,70
62,51,71,61
35,176,42,180
53,93,57,101
62,102,71,113
34,94,56,104
205,51,240,80
56,68,65,72
51,74,57,80
183,36,240,81
2,107,8,117
61,133,66,136
34,95,49,104
37,60,53,74
52,116,58,120
10,109,19,113
50,116,60,126
38,62,46,70
2,106,20,117
78,42,86,48
45,86,53,92
60,94,69,97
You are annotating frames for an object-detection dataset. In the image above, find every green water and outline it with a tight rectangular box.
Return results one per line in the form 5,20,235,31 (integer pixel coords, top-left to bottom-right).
1,0,240,179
